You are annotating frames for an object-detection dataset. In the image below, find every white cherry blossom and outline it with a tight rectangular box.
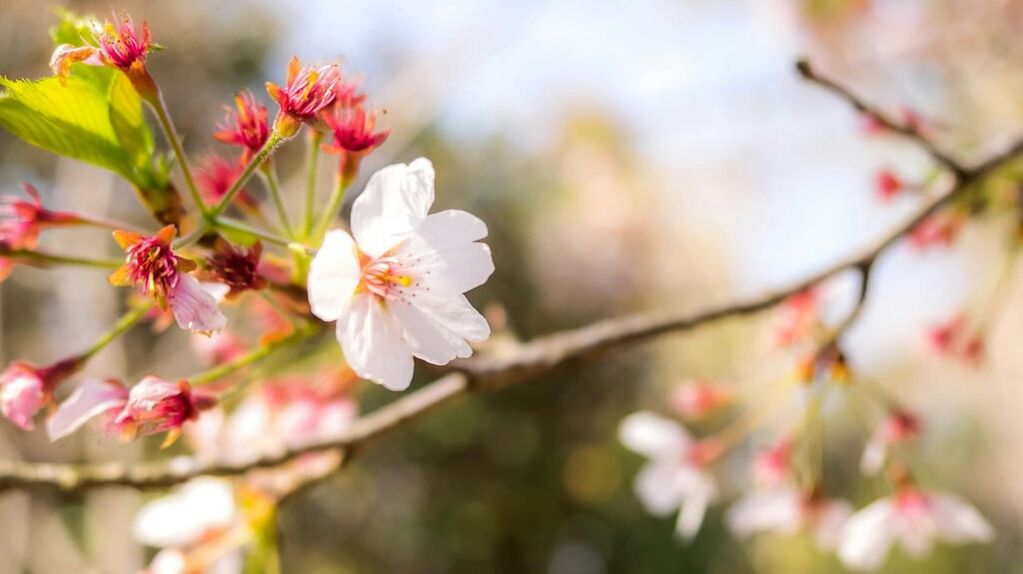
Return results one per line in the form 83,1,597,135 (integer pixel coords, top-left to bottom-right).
618,411,719,540
838,488,994,571
308,158,494,390
726,487,852,550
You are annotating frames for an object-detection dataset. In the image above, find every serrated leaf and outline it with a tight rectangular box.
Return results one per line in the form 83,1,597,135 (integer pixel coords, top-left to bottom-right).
0,66,157,187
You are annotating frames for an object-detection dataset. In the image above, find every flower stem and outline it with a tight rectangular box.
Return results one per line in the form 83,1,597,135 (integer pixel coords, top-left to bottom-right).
302,130,324,239
209,133,284,218
146,88,206,216
4,248,122,269
188,326,314,386
259,166,295,238
212,216,315,255
78,303,154,362
311,174,352,246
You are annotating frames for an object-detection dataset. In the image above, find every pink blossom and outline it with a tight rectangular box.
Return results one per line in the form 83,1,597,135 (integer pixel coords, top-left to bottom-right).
727,488,853,550
266,57,341,133
48,43,104,80
321,94,389,175
0,362,47,430
195,154,257,210
909,210,967,251
109,226,227,335
925,313,983,364
214,91,270,163
191,330,247,366
838,488,994,571
95,11,152,72
669,381,733,419
773,288,819,347
48,377,213,444
752,437,794,488
860,409,920,475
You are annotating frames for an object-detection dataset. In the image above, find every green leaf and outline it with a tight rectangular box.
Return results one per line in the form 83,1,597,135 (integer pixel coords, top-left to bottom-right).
0,66,157,188
49,9,96,47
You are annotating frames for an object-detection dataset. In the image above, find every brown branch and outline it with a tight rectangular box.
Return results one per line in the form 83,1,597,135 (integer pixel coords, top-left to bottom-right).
2,61,1022,494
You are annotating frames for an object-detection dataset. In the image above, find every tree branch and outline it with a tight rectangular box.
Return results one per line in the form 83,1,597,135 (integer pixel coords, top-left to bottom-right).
1,60,1021,494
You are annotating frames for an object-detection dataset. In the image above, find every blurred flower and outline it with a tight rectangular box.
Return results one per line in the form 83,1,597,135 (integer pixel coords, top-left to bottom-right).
214,91,270,164
838,488,994,571
266,57,341,135
195,154,257,211
669,380,734,419
308,158,494,390
909,209,967,251
191,330,247,366
0,362,47,430
618,411,720,540
48,43,104,80
134,477,243,574
860,409,920,475
1,183,83,243
925,313,983,363
753,437,794,488
774,288,819,347
204,239,267,299
48,376,213,445
726,488,852,550
0,358,81,431
110,225,227,335
874,169,904,201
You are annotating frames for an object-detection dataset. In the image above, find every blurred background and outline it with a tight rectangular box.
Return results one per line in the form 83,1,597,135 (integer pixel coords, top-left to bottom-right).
2,0,1023,572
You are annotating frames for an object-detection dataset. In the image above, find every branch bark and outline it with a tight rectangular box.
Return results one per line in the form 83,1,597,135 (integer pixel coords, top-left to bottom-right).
2,60,1021,494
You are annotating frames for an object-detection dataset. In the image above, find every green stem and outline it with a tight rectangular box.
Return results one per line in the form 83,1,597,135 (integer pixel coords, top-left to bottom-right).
209,133,284,218
188,327,313,386
311,174,352,246
303,130,324,239
78,303,153,361
259,166,294,238
5,249,122,269
212,216,310,252
146,89,206,215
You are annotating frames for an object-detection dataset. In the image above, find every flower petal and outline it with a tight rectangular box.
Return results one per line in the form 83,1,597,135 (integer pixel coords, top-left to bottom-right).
351,158,435,256
633,461,686,516
338,293,414,390
839,499,897,571
618,411,691,460
308,229,361,322
726,489,802,538
169,274,228,334
930,494,994,544
405,289,490,343
814,500,854,550
395,209,494,293
389,299,472,365
47,378,127,441
132,477,235,547
676,474,715,541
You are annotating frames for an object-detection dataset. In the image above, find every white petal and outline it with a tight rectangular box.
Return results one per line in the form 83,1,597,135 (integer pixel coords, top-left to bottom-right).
308,230,361,322
618,411,691,460
859,433,887,475
389,299,472,365
676,475,715,541
351,158,435,257
132,477,235,547
634,461,686,516
338,293,414,390
405,290,490,343
813,500,853,550
726,489,802,538
839,499,897,571
169,274,228,334
396,209,494,293
930,494,994,544
47,378,127,441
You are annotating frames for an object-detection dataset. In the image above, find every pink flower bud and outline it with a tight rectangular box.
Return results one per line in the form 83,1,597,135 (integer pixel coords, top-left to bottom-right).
114,377,211,443
909,210,966,251
0,362,47,430
753,438,793,487
774,288,819,347
195,154,257,210
925,313,983,364
670,381,733,419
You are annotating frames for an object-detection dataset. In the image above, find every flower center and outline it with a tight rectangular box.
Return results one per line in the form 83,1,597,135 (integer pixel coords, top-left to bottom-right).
360,255,412,299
